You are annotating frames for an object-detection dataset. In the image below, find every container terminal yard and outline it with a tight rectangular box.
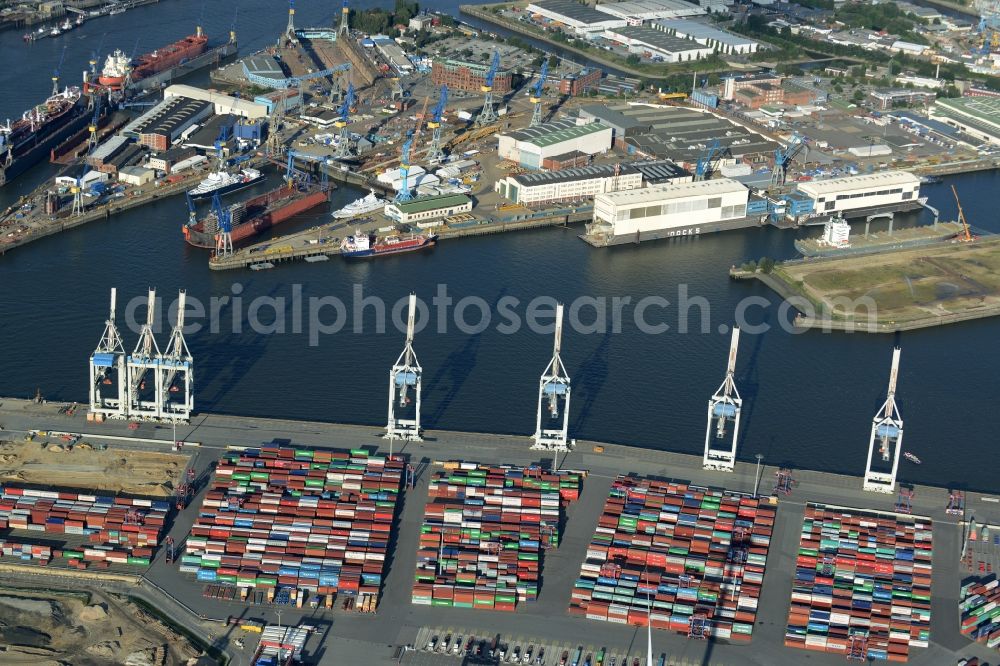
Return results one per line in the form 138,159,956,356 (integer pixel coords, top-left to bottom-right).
0,296,993,665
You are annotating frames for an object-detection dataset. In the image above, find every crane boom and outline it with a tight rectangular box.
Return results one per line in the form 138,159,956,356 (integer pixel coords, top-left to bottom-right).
951,185,973,242
414,95,430,140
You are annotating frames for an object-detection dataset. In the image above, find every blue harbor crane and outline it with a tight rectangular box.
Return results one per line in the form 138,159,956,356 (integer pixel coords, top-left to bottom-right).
395,132,415,204
87,93,103,151
863,347,905,494
694,139,726,181
771,132,808,187
426,85,448,164
529,60,548,127
89,33,107,79
475,50,501,128
211,191,234,257
334,82,356,159
52,45,67,96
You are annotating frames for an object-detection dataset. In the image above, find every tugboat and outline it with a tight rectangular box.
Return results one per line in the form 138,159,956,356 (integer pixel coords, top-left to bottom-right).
903,452,921,465
340,230,437,259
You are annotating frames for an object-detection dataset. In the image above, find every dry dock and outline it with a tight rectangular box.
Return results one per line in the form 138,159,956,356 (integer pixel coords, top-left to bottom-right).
0,397,996,665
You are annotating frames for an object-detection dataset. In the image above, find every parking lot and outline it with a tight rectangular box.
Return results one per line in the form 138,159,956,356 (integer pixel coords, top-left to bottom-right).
410,625,704,666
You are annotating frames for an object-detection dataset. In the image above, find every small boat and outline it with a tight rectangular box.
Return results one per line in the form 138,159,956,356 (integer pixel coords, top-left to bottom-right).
904,452,921,465
60,18,73,31
249,262,275,271
49,26,62,36
109,6,126,15
75,14,85,26
919,175,942,185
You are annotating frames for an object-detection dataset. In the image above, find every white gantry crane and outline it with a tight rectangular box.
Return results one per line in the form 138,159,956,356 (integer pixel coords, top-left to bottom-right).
863,347,904,494
89,288,128,420
703,326,742,472
126,288,163,420
532,303,572,451
386,293,422,442
159,290,194,422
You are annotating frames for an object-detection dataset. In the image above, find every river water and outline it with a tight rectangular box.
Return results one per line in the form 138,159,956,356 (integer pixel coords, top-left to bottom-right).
1,1,998,492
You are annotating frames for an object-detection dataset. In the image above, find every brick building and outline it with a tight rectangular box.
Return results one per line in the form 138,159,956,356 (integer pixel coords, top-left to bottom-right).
558,67,602,96
431,58,512,94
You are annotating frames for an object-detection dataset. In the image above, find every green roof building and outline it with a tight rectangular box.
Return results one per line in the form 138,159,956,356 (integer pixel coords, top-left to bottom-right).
385,193,473,226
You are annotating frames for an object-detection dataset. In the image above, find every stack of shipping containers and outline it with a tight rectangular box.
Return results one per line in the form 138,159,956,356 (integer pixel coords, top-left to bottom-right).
960,576,1000,650
785,504,932,662
180,447,402,607
412,462,582,611
0,485,166,567
569,475,775,640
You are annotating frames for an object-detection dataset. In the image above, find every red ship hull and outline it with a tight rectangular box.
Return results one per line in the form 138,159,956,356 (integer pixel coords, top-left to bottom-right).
184,185,328,248
132,34,209,80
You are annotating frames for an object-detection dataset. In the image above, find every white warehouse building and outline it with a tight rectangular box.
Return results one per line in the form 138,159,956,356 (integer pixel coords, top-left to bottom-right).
590,178,750,241
497,120,613,169
594,0,706,24
604,26,715,62
525,0,627,35
795,171,921,215
496,164,643,205
163,85,268,120
654,19,759,54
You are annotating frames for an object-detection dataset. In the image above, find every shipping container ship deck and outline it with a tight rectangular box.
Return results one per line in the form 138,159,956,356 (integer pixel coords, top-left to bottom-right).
0,397,996,666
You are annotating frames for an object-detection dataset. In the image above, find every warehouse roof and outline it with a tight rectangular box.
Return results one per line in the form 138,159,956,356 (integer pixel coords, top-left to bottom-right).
631,159,690,182
505,121,610,149
934,96,1000,129
243,55,284,78
795,171,919,196
529,0,625,24
128,96,212,137
504,119,578,143
656,19,757,47
91,134,131,162
393,193,471,214
607,26,709,54
595,0,705,19
579,105,650,132
513,163,637,187
598,178,747,206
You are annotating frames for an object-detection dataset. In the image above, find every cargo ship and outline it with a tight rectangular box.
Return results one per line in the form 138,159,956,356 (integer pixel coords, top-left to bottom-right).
340,231,437,259
88,27,212,93
0,87,91,187
184,183,328,248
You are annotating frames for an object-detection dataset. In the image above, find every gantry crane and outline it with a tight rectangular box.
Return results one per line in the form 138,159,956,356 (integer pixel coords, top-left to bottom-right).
951,185,974,242
475,50,501,128
863,347,904,494
694,140,727,181
386,294,423,442
703,326,742,472
127,289,163,420
426,85,448,165
52,45,66,96
395,131,415,203
212,192,234,257
334,82,356,159
771,133,808,187
338,0,350,37
159,290,194,422
89,288,128,420
532,303,572,452
529,60,548,128
282,0,298,45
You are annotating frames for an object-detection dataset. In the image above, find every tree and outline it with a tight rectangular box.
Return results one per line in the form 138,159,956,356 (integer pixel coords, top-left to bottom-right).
758,257,775,273
852,89,865,103
626,54,641,65
548,54,560,68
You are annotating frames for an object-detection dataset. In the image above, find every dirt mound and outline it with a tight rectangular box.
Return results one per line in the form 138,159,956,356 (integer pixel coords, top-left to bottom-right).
78,604,108,623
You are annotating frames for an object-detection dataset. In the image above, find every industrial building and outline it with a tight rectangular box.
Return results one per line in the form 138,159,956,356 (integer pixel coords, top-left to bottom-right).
594,0,706,22
495,159,690,205
930,96,1000,145
117,166,156,187
122,96,214,151
372,35,413,74
579,104,777,169
497,120,613,169
603,26,714,62
431,58,512,94
794,171,921,216
558,68,602,96
147,146,197,173
384,193,472,225
525,0,627,35
163,85,267,120
869,89,937,111
654,19,759,54
589,178,751,243
240,55,286,87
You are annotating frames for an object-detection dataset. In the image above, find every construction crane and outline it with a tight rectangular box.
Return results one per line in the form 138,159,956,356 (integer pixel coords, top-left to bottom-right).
703,326,742,472
386,294,423,442
951,185,974,242
863,347,904,494
426,85,448,165
395,131,415,203
694,140,727,181
529,60,548,127
413,95,431,142
87,93,103,152
334,82,356,159
531,303,572,452
213,192,234,257
771,133,808,187
475,50,501,128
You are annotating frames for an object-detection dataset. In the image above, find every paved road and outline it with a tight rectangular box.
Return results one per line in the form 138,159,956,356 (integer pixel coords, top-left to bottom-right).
0,397,997,666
